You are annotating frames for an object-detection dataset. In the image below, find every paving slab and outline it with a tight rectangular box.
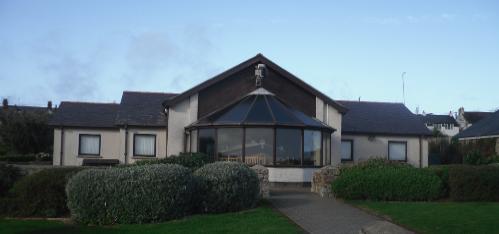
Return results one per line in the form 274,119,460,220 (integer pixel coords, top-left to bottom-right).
268,187,411,234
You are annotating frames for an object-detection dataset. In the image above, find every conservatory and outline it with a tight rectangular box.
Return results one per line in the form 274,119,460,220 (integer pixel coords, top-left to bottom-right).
185,88,334,168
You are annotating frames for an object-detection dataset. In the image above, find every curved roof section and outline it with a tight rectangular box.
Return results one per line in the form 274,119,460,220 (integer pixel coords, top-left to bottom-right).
188,88,334,131
338,100,432,136
457,110,499,139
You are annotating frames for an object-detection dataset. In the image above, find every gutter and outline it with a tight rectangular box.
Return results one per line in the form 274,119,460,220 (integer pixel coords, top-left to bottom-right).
60,126,64,166
124,124,128,165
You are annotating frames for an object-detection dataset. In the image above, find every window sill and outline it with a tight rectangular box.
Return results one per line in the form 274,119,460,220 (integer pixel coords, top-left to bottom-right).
78,155,102,158
132,156,157,159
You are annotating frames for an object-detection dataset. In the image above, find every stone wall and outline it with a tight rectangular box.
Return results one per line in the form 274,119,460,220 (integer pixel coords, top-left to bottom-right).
251,165,269,199
311,165,340,197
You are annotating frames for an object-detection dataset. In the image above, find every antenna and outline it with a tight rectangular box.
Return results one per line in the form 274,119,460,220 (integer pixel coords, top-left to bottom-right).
401,72,406,105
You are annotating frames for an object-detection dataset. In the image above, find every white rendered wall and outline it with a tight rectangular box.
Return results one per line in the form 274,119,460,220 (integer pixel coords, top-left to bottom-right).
167,94,198,156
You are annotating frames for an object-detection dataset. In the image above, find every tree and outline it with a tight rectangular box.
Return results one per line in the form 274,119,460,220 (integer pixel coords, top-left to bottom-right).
0,110,53,155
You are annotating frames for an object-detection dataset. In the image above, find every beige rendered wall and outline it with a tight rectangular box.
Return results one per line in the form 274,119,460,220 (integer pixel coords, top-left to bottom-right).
167,94,198,156
342,134,428,167
53,128,121,166
316,97,343,166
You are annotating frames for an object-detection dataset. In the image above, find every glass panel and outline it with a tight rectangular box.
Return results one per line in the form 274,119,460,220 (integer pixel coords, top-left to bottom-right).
198,129,216,160
244,96,274,123
217,128,243,162
215,96,254,123
190,130,198,153
245,128,274,166
134,135,156,156
266,97,300,124
341,140,352,160
79,135,100,155
323,133,331,165
304,130,321,166
389,142,406,161
276,128,302,166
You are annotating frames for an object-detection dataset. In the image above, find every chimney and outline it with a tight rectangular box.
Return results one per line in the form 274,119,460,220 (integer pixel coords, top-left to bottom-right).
47,101,53,110
449,111,453,116
2,98,8,110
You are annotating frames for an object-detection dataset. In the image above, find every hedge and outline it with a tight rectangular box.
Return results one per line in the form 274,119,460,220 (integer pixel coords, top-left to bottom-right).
332,159,442,201
134,152,212,171
194,162,260,213
448,165,499,201
9,167,83,217
66,164,195,224
0,164,21,196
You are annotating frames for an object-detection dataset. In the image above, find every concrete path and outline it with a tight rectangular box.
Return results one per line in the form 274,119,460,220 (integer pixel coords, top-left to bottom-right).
268,187,412,234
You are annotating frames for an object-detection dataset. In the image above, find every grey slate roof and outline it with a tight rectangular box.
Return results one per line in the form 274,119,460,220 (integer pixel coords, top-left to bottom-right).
48,102,119,128
338,101,432,136
463,111,492,124
418,114,458,126
115,91,176,127
456,110,499,139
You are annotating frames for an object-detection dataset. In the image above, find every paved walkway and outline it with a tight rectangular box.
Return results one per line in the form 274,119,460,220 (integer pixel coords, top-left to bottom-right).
268,187,411,234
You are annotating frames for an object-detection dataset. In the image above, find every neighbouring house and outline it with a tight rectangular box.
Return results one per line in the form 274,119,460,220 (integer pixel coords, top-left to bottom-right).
49,54,431,183
1,98,54,114
418,113,459,137
456,110,499,155
456,107,492,131
338,101,431,167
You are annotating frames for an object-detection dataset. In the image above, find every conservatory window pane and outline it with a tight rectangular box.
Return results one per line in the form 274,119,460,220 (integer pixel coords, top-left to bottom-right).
198,129,216,160
323,133,331,165
244,96,274,123
304,130,321,166
245,128,273,166
276,128,302,166
217,128,243,162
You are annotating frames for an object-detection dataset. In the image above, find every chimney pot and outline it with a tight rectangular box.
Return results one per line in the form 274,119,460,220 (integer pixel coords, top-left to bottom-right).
48,101,53,110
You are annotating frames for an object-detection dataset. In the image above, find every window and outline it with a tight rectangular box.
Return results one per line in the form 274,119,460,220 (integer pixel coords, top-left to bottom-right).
275,128,302,166
245,128,273,166
341,140,353,161
78,134,101,156
198,129,216,160
217,128,243,162
323,133,331,165
388,141,407,161
190,130,198,153
303,130,321,166
133,134,156,157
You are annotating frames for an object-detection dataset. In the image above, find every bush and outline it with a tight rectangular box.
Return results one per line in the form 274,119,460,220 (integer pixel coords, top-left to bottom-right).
0,164,22,196
332,159,442,201
9,167,83,217
194,162,259,213
134,152,212,171
0,154,37,162
66,164,195,224
448,165,499,201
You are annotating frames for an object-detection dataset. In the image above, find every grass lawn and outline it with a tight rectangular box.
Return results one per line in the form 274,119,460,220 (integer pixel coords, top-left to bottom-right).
352,201,499,234
0,205,302,234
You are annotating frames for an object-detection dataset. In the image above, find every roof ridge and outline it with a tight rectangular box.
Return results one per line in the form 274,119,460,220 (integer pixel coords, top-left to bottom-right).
123,90,178,95
337,100,404,105
61,101,119,105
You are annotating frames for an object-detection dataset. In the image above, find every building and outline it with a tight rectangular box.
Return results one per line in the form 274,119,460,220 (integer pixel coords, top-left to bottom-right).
456,110,499,155
418,114,459,137
49,54,431,183
456,107,492,131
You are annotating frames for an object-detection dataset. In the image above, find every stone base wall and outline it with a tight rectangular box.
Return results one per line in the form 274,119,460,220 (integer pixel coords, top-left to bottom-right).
311,165,340,197
251,165,270,199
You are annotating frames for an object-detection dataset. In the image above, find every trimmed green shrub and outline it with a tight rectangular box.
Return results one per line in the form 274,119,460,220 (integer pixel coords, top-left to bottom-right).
194,162,259,213
10,167,83,217
0,163,22,196
332,160,442,201
448,165,499,201
134,152,212,171
0,154,37,163
66,164,195,224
